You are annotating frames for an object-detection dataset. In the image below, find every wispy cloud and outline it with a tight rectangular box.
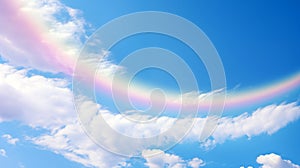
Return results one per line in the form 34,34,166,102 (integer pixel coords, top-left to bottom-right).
2,134,19,145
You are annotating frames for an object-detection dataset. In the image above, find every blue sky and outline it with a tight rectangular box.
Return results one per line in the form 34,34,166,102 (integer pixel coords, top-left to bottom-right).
0,0,300,168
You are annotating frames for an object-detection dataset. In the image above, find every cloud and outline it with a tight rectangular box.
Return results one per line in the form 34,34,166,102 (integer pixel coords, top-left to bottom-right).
188,158,205,168
1,63,300,167
142,149,204,168
0,0,298,167
75,95,202,156
0,63,130,167
0,64,75,128
0,149,7,157
256,153,300,168
196,103,300,149
0,0,87,73
2,134,19,145
31,121,127,168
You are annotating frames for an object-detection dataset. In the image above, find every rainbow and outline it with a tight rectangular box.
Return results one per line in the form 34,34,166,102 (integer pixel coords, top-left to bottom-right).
1,0,300,113
91,67,300,112
0,0,75,73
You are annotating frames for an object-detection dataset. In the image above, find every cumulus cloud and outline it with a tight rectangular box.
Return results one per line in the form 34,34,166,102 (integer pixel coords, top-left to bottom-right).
197,103,300,149
74,95,203,156
31,121,127,168
256,153,300,168
0,149,7,157
142,149,185,168
2,1,299,168
0,0,87,73
2,134,19,145
0,64,127,167
1,63,300,167
188,158,206,168
142,149,204,168
0,63,130,167
0,64,75,128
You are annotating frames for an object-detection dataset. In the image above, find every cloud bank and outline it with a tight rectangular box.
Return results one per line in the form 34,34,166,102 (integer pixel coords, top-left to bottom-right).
1,61,300,168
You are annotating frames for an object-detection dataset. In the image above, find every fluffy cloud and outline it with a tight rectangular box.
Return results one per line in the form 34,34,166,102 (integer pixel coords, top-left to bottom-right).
0,0,86,73
142,149,204,168
31,121,127,168
143,149,185,168
0,64,75,128
1,63,300,167
188,158,205,168
0,63,128,167
1,0,299,168
2,134,19,145
0,149,7,157
0,64,128,167
75,95,206,156
197,103,300,149
256,153,300,168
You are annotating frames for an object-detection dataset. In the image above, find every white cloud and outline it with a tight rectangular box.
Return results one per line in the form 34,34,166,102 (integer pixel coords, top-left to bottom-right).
142,149,184,168
188,158,205,168
2,134,19,145
31,121,127,168
256,153,300,168
1,0,299,165
1,63,300,167
0,63,128,167
75,95,200,156
0,0,87,73
0,64,75,128
0,149,7,157
142,149,204,168
197,103,300,149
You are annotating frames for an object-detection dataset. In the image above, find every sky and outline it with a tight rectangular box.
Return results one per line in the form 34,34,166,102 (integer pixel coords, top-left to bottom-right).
0,0,300,168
